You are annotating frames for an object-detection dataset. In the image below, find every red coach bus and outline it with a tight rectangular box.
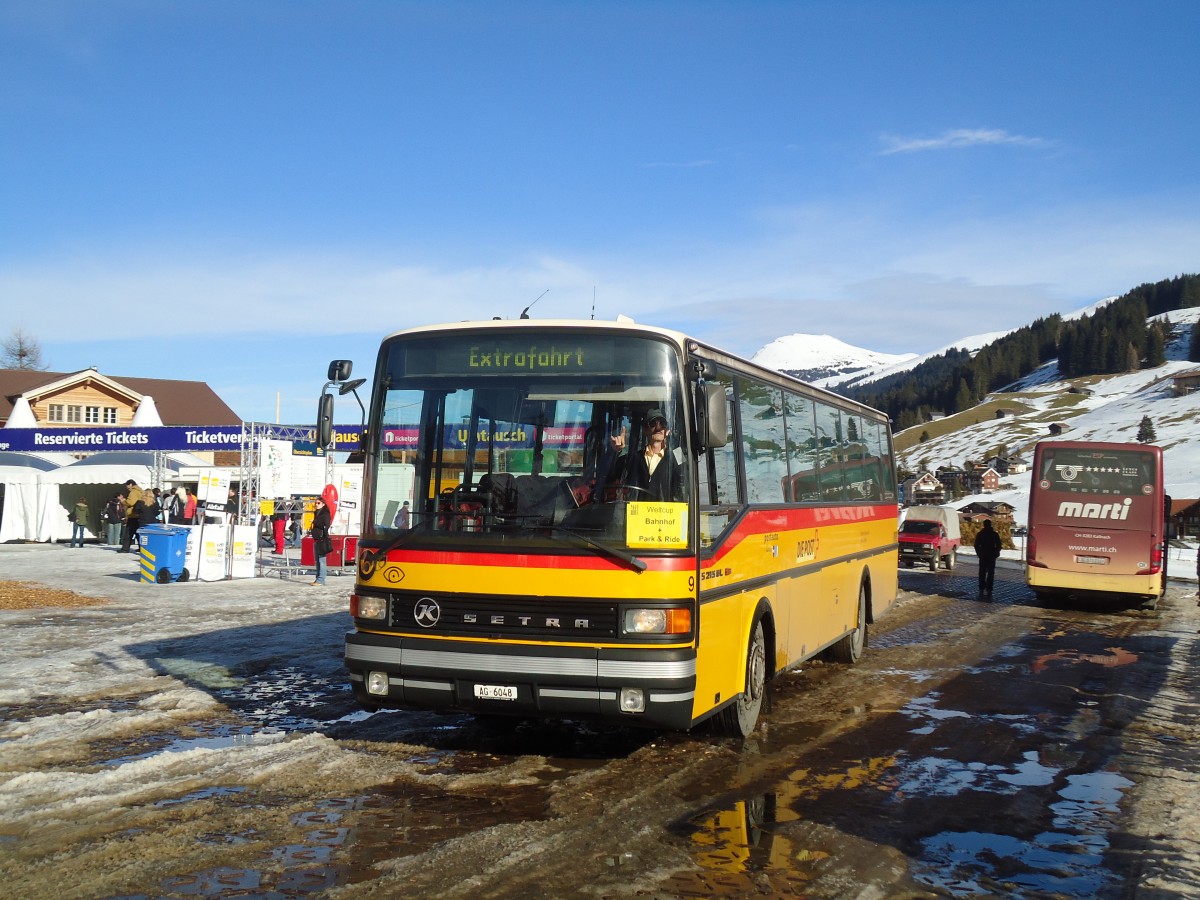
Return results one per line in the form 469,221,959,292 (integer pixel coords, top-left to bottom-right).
1026,440,1168,607
326,318,899,735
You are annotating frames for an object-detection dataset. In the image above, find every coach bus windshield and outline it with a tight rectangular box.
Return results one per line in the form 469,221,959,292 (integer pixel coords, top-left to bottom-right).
367,330,693,554
1037,447,1157,497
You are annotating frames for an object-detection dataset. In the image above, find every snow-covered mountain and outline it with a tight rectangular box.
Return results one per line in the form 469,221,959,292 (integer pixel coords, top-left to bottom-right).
751,334,917,387
752,296,1123,392
751,304,1200,523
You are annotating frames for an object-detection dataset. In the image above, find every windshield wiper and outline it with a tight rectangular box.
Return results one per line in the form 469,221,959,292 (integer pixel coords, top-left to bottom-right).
546,524,647,573
367,517,434,563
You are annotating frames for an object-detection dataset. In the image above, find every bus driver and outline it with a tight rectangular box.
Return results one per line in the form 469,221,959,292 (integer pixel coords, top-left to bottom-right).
609,408,685,503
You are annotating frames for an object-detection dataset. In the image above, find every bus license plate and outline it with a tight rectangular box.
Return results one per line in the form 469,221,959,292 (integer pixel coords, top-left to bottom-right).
474,684,518,701
1075,555,1108,565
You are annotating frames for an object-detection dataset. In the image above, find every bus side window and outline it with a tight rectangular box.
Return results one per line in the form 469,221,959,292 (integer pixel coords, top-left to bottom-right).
697,371,739,547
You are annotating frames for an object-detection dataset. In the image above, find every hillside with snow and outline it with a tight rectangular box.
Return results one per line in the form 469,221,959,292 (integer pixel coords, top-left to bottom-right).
751,334,916,387
752,304,1200,525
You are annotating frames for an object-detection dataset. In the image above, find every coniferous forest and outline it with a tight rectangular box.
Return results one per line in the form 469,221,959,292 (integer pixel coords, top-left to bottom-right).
842,274,1200,432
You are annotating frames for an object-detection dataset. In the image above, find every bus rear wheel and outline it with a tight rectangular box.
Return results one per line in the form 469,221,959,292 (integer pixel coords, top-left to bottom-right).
719,620,766,738
826,582,867,664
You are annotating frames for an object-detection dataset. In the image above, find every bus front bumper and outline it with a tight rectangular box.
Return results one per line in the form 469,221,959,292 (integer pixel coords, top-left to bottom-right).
345,631,697,730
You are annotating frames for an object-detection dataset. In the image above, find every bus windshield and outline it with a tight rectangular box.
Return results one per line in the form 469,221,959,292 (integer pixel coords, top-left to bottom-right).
367,330,693,553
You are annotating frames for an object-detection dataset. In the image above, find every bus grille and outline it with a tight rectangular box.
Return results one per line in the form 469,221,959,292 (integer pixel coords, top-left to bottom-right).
392,593,620,640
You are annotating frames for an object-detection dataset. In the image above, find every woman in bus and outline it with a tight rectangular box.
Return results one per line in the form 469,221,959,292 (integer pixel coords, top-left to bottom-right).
608,408,685,503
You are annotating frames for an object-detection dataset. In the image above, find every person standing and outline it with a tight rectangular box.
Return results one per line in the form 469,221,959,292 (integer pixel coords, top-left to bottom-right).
120,480,143,553
394,501,411,529
69,496,89,548
136,489,161,540
272,507,287,554
975,519,1003,595
183,487,197,525
309,497,333,586
104,493,124,545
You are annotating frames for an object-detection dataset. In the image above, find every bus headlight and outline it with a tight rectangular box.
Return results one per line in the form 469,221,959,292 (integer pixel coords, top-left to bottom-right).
624,607,691,635
620,687,646,713
352,594,388,620
367,671,390,696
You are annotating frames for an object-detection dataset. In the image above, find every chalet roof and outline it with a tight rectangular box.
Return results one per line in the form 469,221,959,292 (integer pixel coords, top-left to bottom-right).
959,500,1015,513
0,368,241,427
1169,498,1200,517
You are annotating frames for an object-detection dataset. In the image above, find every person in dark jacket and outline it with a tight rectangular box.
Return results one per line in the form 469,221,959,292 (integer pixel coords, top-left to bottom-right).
309,498,333,586
975,519,1003,595
104,493,125,545
609,408,685,502
137,489,161,531
120,480,143,553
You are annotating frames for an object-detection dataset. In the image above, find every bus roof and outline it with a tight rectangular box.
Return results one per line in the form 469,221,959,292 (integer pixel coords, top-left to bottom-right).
378,317,890,423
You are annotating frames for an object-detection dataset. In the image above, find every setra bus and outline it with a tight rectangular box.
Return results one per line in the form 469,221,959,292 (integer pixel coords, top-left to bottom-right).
329,318,899,735
1026,440,1169,606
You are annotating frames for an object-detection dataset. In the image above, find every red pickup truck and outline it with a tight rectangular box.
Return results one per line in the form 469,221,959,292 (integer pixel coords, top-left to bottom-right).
899,505,961,571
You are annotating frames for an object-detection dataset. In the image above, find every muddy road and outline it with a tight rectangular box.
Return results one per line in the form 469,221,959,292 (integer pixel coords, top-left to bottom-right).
3,548,1200,898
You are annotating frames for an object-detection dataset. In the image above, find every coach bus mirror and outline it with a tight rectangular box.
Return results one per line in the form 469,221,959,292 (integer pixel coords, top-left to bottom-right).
327,359,353,382
317,392,335,448
695,382,728,450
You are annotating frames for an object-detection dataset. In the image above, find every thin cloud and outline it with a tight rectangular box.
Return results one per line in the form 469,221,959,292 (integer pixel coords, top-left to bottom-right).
880,128,1052,155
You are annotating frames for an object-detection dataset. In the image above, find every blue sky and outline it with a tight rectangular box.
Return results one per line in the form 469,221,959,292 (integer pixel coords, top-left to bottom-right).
2,1,1198,424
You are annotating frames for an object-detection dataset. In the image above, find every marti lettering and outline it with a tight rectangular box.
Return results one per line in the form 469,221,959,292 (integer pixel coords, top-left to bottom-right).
1056,497,1133,520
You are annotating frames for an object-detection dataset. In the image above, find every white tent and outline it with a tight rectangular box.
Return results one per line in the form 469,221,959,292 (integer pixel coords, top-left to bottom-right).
0,452,59,543
37,451,181,543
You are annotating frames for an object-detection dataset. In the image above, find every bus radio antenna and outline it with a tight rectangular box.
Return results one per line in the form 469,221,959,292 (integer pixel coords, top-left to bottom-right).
520,289,549,319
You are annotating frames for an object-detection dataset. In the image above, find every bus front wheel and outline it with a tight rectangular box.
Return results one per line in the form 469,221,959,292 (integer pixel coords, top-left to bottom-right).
719,620,766,738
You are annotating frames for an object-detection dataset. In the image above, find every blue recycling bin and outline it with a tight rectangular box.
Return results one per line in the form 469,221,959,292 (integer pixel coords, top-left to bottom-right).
138,524,190,584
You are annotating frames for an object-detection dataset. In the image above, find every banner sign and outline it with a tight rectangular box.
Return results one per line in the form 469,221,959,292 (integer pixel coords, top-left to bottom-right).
0,425,364,453
380,425,586,451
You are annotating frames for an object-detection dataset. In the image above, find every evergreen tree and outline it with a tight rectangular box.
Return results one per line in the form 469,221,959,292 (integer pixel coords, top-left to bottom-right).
1190,321,1200,363
1136,415,1157,443
1145,326,1166,367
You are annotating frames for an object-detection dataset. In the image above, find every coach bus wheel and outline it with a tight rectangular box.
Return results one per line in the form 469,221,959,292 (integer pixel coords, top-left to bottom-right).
720,620,766,738
826,582,867,664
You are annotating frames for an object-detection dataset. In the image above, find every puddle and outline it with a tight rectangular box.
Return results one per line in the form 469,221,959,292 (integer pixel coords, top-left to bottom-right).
102,725,288,766
148,780,555,896
154,786,248,808
215,666,354,733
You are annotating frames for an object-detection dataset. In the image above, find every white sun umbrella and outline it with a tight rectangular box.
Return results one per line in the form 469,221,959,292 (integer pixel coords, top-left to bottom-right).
130,395,164,427
6,395,38,428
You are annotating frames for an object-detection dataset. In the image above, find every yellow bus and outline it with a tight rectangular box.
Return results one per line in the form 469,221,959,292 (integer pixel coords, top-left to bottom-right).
331,319,899,735
1026,440,1169,606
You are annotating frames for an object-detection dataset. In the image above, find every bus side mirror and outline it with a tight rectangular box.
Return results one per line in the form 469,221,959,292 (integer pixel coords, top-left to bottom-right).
317,392,335,448
695,382,728,450
327,360,353,382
